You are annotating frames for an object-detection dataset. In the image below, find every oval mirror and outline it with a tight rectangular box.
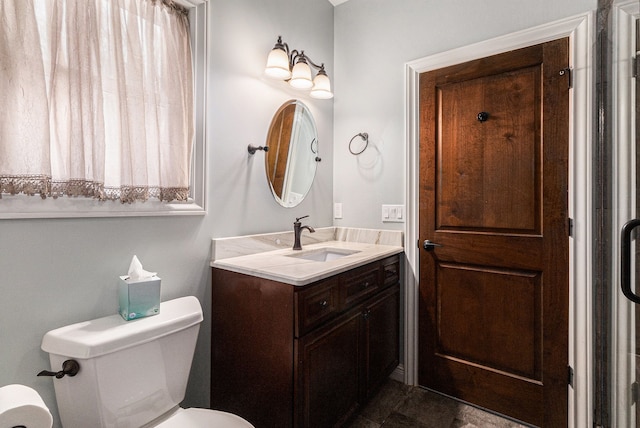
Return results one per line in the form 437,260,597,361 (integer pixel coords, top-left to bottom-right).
265,100,319,207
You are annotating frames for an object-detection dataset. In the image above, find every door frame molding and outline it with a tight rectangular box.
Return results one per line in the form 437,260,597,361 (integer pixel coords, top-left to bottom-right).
403,12,593,427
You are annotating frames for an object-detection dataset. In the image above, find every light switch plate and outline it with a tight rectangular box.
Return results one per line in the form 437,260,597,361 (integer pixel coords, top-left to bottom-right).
382,204,404,222
334,203,343,219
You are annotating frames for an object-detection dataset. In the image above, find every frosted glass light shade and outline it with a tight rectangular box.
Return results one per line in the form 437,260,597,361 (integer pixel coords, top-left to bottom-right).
265,48,291,79
310,72,333,99
289,60,313,89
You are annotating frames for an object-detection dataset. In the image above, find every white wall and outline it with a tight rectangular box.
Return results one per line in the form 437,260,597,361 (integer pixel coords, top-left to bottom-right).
0,1,333,427
332,0,597,230
209,0,334,236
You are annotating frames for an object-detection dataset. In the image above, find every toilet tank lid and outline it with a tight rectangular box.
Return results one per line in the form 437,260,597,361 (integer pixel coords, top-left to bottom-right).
41,296,204,359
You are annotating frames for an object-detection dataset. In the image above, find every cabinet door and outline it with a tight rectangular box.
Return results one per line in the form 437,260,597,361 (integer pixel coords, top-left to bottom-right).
295,308,363,428
363,284,400,398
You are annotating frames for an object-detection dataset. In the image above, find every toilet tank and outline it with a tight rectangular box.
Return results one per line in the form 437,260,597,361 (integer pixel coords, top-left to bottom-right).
41,296,204,428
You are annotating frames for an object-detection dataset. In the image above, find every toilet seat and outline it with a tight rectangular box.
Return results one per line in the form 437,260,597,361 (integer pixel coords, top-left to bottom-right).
154,408,254,427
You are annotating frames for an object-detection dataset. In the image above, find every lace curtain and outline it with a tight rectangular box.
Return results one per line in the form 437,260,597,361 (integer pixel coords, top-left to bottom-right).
0,0,194,203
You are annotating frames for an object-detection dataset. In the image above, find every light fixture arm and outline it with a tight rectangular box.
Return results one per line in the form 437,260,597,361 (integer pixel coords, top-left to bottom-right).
291,51,325,73
302,55,325,72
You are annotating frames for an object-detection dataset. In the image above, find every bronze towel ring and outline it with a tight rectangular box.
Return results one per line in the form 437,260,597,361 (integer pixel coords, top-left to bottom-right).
349,132,369,155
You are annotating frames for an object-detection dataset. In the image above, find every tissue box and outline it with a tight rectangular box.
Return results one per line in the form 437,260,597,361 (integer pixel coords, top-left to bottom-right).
119,275,161,321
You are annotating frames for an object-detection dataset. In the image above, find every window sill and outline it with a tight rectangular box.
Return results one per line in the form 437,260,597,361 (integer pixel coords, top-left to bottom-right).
0,195,205,219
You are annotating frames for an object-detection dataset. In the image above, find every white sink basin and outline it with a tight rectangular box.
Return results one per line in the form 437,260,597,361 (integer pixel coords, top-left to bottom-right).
286,248,361,262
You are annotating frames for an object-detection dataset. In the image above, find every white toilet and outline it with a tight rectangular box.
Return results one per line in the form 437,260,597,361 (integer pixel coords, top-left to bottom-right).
41,296,254,428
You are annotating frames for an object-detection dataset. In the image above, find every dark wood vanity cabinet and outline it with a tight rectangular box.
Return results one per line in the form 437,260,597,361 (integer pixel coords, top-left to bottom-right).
210,255,401,428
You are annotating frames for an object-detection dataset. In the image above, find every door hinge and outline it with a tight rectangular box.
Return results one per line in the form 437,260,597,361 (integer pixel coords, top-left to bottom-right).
568,218,574,237
633,56,640,78
632,381,639,404
559,68,573,89
568,365,574,387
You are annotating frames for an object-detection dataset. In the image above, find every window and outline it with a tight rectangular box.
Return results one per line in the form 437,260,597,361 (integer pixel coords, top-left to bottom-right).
0,0,208,218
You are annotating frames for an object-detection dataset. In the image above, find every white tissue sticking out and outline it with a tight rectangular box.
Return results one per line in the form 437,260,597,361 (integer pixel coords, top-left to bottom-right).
127,255,157,281
0,384,53,428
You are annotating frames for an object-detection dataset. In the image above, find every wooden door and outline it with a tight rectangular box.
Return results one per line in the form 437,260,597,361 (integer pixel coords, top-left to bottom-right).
418,39,570,427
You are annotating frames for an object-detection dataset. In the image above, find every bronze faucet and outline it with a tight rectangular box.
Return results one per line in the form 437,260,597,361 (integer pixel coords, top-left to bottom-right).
293,215,315,250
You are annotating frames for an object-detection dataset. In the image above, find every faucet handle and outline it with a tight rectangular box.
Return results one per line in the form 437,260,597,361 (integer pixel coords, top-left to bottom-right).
295,215,309,222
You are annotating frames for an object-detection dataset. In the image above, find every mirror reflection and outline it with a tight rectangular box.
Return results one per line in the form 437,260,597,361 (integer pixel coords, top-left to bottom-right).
265,100,318,207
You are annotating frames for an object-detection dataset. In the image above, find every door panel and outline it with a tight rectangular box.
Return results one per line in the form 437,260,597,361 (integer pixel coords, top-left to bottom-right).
419,39,569,427
363,285,400,397
296,309,361,428
437,66,541,233
437,264,541,379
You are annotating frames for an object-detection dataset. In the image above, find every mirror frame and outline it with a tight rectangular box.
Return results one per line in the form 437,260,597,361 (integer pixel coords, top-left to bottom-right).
264,100,318,207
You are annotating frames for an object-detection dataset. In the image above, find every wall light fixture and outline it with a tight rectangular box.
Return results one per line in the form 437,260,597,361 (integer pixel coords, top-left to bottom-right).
264,36,334,100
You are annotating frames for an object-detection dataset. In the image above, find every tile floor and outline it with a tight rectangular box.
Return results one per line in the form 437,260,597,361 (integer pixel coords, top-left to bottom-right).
347,379,531,428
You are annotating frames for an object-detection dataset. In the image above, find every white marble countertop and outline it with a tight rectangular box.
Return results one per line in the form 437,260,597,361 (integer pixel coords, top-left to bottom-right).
211,240,403,286
210,227,404,286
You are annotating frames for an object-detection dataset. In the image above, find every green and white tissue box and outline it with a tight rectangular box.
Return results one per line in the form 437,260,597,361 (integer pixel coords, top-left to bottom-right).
119,275,161,321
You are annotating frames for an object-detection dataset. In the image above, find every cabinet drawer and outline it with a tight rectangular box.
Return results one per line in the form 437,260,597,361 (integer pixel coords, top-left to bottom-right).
382,256,400,286
342,265,380,308
295,278,340,337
